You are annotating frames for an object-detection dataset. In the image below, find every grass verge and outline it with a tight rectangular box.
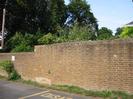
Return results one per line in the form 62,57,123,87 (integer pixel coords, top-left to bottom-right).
17,79,133,99
0,75,132,99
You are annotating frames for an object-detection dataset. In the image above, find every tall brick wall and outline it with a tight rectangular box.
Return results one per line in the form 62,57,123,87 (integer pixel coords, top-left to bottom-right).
0,39,133,93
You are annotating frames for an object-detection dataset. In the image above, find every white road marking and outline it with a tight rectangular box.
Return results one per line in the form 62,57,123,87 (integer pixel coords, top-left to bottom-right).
40,93,73,99
18,90,49,99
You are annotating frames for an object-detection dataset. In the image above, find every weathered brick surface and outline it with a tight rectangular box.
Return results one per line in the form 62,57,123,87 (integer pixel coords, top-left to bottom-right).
0,39,133,93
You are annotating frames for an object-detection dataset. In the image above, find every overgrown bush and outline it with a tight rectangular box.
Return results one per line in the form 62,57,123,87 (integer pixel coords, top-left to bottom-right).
6,32,35,52
38,24,96,45
55,35,68,43
54,26,69,43
97,27,113,40
38,33,56,44
11,44,33,52
0,60,21,80
68,23,96,41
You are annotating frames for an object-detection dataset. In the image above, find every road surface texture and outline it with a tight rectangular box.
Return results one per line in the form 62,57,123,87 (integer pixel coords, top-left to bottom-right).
0,80,100,99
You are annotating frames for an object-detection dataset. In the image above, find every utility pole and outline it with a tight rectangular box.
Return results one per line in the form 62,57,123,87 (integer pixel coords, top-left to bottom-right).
1,8,6,49
0,0,7,49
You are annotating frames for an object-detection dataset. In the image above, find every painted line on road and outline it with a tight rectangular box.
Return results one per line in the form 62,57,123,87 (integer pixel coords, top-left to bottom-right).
40,93,73,99
18,90,49,99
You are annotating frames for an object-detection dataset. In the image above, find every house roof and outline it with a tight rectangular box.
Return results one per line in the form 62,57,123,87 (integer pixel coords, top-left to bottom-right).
126,21,133,25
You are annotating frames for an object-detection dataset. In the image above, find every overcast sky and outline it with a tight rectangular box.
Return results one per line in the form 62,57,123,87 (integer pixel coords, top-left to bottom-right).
65,0,133,32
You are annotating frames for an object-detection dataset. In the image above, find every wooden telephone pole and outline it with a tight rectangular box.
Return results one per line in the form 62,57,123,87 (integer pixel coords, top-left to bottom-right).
0,0,7,49
0,8,6,49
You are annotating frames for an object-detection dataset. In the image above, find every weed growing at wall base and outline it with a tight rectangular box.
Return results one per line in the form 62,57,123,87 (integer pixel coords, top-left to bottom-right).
0,60,21,80
50,85,133,99
15,80,133,99
0,76,132,98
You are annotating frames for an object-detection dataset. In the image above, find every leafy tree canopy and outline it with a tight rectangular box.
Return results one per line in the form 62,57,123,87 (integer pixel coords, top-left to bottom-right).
4,0,66,35
67,0,98,31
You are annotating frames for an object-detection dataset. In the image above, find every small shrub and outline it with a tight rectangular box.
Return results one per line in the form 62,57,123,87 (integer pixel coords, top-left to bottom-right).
9,70,21,80
0,60,21,80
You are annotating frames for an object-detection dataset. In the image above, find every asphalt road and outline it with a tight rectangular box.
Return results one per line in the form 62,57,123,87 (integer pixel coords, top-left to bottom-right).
0,80,99,99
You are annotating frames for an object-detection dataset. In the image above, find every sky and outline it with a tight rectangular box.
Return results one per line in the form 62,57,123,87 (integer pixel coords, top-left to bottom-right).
65,0,133,33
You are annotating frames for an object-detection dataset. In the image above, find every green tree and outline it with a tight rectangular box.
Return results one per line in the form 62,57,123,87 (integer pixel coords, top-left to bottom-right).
5,0,66,34
5,0,48,34
115,27,123,36
49,0,66,33
67,0,98,31
97,27,113,40
3,0,66,51
35,0,51,33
